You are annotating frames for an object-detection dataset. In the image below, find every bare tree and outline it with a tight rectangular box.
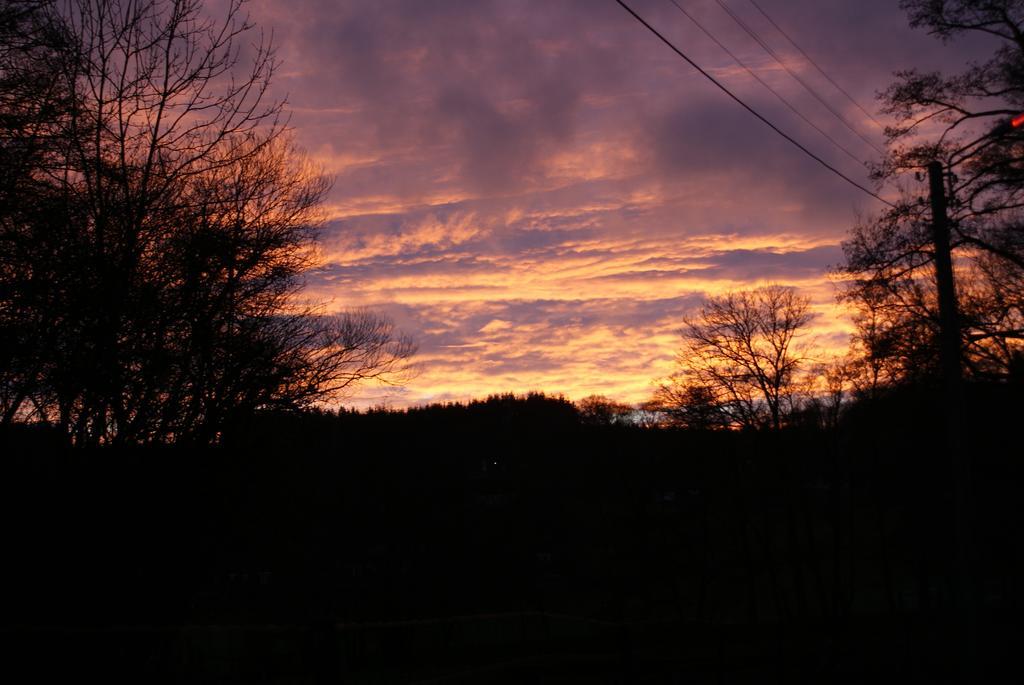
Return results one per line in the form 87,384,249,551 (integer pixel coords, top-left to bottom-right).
648,380,731,430
661,285,813,431
0,0,414,444
0,0,73,426
576,394,633,426
840,0,1024,386
798,357,858,430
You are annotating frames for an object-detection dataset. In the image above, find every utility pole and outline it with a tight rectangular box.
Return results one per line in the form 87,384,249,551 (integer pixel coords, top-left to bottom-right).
927,162,962,390
927,160,975,681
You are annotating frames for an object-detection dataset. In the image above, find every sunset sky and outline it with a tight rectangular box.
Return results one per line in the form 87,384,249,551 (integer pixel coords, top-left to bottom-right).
246,0,992,407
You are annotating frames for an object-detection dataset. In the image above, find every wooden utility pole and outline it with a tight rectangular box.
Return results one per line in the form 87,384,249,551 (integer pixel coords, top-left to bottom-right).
927,162,962,390
927,160,976,681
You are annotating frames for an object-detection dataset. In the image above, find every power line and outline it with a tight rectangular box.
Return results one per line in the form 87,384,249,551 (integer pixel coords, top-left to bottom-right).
712,0,885,157
666,0,868,168
746,0,886,130
612,0,894,208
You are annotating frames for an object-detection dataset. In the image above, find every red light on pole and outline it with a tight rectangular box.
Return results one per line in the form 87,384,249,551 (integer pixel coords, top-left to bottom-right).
1012,113,1024,129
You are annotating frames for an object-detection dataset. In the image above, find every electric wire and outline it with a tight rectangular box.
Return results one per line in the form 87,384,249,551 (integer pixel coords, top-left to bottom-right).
667,0,868,168
712,0,886,156
613,0,895,208
746,0,886,130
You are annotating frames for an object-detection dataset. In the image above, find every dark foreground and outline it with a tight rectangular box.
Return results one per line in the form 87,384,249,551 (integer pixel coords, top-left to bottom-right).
2,386,1023,683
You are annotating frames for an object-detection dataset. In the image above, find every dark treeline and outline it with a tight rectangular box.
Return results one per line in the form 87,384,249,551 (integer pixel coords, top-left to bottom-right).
3,383,1024,682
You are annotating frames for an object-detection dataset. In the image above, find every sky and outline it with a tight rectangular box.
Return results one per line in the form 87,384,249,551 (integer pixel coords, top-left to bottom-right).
244,0,993,407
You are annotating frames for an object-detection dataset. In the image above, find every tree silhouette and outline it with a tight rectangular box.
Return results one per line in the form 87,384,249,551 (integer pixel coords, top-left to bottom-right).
0,0,74,426
840,0,1024,386
647,382,730,430
575,394,633,426
658,285,813,431
0,0,413,444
